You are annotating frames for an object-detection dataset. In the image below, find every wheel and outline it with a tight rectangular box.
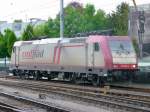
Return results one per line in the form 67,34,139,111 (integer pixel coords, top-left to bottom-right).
92,75,105,87
16,70,22,79
13,71,17,76
33,71,40,80
70,73,80,84
48,75,52,81
92,75,100,86
33,74,39,80
19,72,26,80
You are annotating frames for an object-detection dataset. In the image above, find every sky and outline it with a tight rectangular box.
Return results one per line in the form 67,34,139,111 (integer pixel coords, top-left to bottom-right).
0,0,150,22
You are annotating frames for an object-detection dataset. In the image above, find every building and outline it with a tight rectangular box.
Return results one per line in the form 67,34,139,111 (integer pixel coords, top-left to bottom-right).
0,18,46,37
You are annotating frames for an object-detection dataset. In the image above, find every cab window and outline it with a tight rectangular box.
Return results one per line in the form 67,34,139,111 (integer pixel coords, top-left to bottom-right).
94,43,99,51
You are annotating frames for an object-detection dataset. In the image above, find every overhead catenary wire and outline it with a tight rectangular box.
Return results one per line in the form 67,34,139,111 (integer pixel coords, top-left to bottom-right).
2,0,60,21
3,4,59,17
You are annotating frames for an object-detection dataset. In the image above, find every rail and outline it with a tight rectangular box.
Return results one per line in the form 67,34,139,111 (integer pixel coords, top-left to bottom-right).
0,102,22,112
0,78,150,112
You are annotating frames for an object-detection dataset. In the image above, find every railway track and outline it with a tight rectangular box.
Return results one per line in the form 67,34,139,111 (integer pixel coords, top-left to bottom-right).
3,76,150,102
1,76,150,101
0,78,150,112
110,84,150,93
0,102,22,112
0,91,70,112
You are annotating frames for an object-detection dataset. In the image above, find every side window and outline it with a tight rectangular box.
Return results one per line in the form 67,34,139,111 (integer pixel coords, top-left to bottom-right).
94,43,99,52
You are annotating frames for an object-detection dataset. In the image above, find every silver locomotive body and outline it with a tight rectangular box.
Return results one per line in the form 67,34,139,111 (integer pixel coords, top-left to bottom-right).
10,35,137,85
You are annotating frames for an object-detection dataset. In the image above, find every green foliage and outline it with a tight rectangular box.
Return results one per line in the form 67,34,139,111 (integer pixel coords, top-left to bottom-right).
14,19,22,23
30,2,110,38
32,19,60,38
33,23,47,37
93,9,110,30
5,29,17,56
19,2,130,40
22,24,34,40
0,2,134,57
46,18,60,37
0,29,17,57
63,3,109,37
109,2,129,35
0,33,7,58
23,2,128,39
63,4,84,36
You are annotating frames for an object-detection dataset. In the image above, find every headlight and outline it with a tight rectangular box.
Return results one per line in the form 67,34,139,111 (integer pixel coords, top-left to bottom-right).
132,65,136,68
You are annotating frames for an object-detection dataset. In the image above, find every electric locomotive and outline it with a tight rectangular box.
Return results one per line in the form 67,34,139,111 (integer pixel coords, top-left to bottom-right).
10,35,137,85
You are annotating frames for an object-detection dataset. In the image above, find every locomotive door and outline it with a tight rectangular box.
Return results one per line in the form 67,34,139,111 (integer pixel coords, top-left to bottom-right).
88,43,94,68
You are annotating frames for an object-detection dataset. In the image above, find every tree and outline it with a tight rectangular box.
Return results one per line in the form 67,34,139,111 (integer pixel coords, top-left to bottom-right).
33,23,48,37
82,4,95,32
0,33,7,58
21,24,34,40
0,29,17,58
14,19,22,23
4,29,17,56
46,18,60,37
63,2,109,37
63,2,84,36
109,2,129,35
31,2,110,38
93,9,109,30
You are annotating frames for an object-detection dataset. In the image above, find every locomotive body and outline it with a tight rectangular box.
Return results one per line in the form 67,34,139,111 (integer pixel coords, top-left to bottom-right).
10,35,137,85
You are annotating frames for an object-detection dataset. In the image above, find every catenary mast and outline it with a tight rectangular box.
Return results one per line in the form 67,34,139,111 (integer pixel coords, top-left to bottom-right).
60,0,64,39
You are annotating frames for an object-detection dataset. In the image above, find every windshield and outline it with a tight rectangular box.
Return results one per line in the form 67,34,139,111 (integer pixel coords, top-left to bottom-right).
109,40,134,53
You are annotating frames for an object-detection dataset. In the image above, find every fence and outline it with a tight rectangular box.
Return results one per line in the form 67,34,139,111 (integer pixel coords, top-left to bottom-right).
0,58,10,71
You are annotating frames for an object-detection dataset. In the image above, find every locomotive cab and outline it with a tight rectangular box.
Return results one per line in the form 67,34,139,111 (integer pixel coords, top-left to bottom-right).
108,39,137,70
107,37,138,82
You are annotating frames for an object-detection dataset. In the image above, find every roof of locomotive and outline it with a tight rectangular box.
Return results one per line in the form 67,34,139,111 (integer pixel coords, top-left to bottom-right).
39,37,88,44
13,35,130,47
88,35,130,40
106,36,130,41
13,37,87,46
